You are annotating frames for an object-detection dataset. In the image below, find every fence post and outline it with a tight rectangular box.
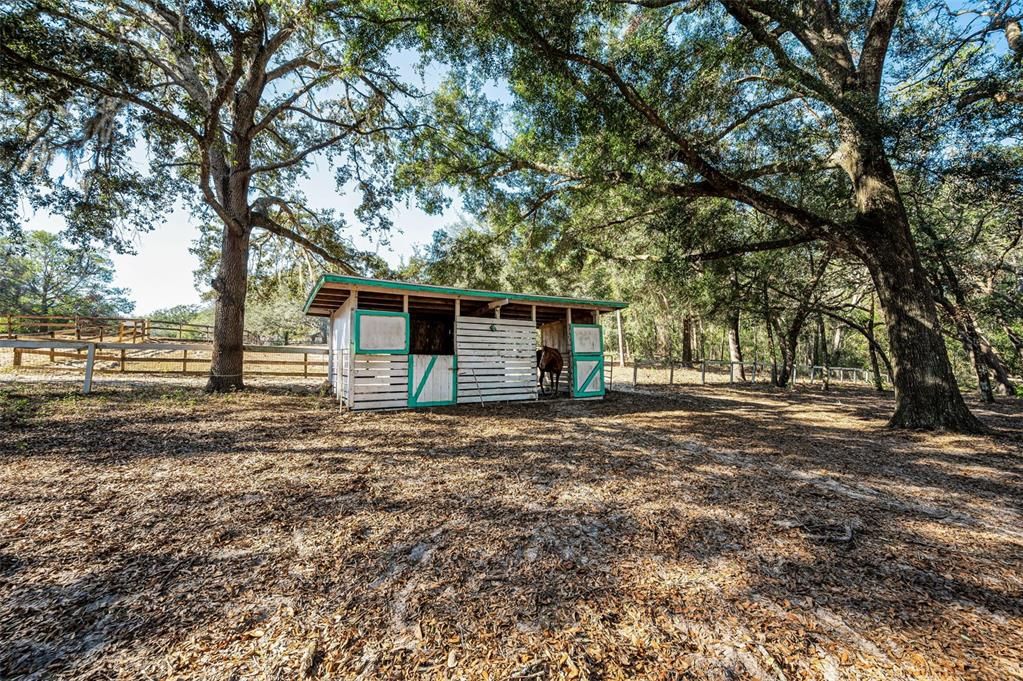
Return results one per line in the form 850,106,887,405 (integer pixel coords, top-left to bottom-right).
83,343,95,394
669,359,674,385
751,362,757,383
303,352,309,378
632,360,638,387
182,349,188,373
729,361,734,384
13,348,21,367
120,348,126,373
701,360,706,384
792,365,797,384
608,359,613,390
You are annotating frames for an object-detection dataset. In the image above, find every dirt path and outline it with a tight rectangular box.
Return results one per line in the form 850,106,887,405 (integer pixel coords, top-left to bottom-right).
1,382,1021,679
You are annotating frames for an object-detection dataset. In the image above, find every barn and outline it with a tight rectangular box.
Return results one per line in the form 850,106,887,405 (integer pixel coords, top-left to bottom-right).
304,274,628,410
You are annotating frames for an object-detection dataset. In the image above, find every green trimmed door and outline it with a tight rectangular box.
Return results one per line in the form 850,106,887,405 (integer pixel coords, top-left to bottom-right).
408,355,457,407
570,324,605,398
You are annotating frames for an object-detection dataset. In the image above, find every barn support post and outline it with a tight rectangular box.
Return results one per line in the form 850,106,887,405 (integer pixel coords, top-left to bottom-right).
83,343,96,394
456,296,464,359
616,309,625,367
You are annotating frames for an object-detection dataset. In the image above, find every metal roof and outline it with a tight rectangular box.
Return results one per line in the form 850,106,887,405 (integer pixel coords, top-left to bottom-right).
304,274,628,317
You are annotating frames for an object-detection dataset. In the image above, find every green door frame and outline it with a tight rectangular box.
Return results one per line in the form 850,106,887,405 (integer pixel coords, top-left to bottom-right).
570,324,605,398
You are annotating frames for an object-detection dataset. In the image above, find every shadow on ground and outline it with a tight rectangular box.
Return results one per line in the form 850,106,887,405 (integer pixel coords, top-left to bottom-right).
1,382,1021,679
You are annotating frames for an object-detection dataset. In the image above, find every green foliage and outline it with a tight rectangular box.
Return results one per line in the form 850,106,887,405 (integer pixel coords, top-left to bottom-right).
0,230,134,316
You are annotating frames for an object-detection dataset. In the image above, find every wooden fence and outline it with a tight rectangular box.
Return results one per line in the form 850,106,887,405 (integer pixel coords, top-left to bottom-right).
1,314,260,344
1,339,327,392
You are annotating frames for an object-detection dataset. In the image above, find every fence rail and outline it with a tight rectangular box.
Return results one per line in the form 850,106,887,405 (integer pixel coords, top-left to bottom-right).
1,314,260,344
1,339,327,393
603,355,886,390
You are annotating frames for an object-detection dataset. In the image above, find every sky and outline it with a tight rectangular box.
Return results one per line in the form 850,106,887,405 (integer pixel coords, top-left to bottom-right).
22,49,466,315
26,179,452,315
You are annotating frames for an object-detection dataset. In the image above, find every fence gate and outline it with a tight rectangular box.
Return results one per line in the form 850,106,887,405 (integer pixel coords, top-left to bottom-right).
570,324,605,398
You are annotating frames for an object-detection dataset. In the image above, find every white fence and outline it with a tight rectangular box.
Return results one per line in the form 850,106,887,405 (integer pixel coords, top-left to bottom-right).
1,339,328,393
603,356,886,390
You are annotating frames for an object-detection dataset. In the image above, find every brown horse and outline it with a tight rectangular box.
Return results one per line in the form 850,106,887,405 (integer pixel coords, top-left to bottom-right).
537,346,564,397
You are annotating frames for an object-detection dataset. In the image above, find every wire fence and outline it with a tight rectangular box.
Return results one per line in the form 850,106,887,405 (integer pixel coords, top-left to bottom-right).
603,356,886,390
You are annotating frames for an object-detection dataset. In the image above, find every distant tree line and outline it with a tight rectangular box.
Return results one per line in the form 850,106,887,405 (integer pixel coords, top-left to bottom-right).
0,230,133,318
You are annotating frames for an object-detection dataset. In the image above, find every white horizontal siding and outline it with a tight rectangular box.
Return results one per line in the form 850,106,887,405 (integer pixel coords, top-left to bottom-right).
350,354,408,409
456,316,536,404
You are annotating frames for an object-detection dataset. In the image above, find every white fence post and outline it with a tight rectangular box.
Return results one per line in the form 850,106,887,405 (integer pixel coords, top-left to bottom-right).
83,343,96,394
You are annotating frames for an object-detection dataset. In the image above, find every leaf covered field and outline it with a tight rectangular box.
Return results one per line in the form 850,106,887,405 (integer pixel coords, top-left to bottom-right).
1,381,1021,680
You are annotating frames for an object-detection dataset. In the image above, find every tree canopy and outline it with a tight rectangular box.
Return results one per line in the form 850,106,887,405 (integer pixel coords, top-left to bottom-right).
1,0,422,388
391,0,1023,430
0,230,134,317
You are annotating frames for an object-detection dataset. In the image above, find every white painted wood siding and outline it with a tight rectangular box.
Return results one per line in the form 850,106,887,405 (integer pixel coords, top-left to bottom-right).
350,354,409,410
330,298,355,406
456,316,537,404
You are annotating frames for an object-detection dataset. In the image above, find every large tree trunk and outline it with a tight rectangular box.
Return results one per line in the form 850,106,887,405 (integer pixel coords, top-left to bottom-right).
840,129,983,432
868,250,981,429
867,296,885,392
1005,325,1023,360
728,273,746,380
942,298,995,403
207,223,251,392
681,314,693,365
817,314,831,391
978,334,1016,395
727,308,746,381
921,222,997,403
830,324,845,356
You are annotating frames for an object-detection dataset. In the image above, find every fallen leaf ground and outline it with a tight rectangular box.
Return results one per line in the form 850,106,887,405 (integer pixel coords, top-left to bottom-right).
1,380,1021,680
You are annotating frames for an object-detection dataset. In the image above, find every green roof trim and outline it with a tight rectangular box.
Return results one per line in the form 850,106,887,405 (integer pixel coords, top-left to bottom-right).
303,274,628,314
